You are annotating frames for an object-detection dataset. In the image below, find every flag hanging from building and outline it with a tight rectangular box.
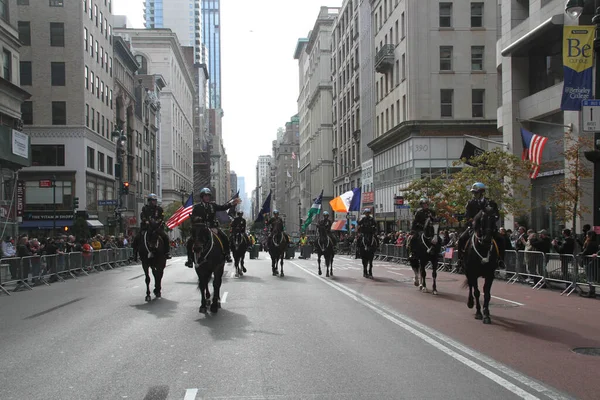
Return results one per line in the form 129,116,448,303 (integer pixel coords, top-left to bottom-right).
287,170,292,178
459,141,485,166
561,26,594,110
166,194,194,229
254,190,272,223
291,152,296,160
302,189,323,231
520,128,548,179
329,188,361,213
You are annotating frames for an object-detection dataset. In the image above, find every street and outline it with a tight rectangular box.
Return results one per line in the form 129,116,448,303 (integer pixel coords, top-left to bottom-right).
0,253,595,400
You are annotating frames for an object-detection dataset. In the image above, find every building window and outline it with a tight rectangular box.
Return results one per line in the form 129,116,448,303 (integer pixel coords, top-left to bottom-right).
109,89,113,109
101,115,105,137
99,11,103,32
18,21,31,45
472,89,485,117
104,18,108,39
100,81,104,101
439,3,452,28
49,0,64,6
90,71,94,93
89,34,93,56
95,76,99,98
52,101,66,125
85,66,89,89
50,22,64,47
441,89,453,117
0,0,8,22
109,57,112,76
440,46,453,71
95,40,98,62
86,103,89,127
94,4,98,26
84,27,88,51
96,111,99,132
87,146,95,169
31,145,65,166
98,151,104,172
107,156,113,176
100,47,103,67
51,62,65,86
21,101,33,124
471,3,483,27
17,0,29,5
2,49,11,81
471,46,484,71
20,61,32,85
401,53,406,79
91,107,95,129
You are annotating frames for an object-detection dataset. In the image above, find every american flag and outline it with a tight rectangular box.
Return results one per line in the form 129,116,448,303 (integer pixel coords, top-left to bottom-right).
291,152,296,160
166,194,194,229
520,128,548,179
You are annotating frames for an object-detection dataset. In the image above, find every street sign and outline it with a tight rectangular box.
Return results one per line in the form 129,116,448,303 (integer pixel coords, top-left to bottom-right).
39,179,52,188
98,199,118,206
582,99,600,132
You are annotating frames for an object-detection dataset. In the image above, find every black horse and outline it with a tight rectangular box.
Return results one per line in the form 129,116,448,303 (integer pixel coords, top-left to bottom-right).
359,232,378,278
410,217,442,295
192,223,226,314
138,221,168,302
231,230,248,277
268,230,289,277
463,205,501,324
314,226,335,277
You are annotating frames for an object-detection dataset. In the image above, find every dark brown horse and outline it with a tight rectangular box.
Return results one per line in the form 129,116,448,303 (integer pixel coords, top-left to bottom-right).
314,225,335,277
192,223,226,314
138,222,167,302
231,230,248,277
268,231,289,277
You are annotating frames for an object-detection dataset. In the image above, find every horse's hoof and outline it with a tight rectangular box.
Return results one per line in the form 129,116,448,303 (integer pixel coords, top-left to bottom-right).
206,299,211,307
432,290,438,295
483,316,491,324
153,290,161,298
272,271,277,276
280,272,284,277
421,287,427,293
242,267,247,273
318,269,322,276
467,298,474,309
475,312,483,320
217,301,222,309
326,272,329,277
414,280,419,287
235,273,240,277
199,306,207,313
210,303,219,313
330,271,334,277
363,273,367,278
145,295,151,302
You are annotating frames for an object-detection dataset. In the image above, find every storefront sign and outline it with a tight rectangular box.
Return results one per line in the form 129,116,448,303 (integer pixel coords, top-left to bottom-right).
362,191,374,204
12,130,28,159
16,180,25,217
23,211,74,220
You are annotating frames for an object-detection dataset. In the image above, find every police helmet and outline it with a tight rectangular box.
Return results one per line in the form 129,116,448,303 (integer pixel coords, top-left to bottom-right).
273,210,279,215
470,182,486,193
363,208,371,214
323,211,330,216
147,193,158,203
419,198,429,205
200,188,212,196
237,211,243,217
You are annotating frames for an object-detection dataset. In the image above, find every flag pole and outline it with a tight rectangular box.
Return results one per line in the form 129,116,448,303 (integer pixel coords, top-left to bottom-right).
463,134,510,150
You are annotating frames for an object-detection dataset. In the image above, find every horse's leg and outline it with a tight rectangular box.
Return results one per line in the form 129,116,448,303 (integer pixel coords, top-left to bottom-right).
419,258,427,292
362,256,368,278
279,254,284,277
143,264,151,302
234,253,240,277
210,264,224,313
482,273,494,324
317,252,322,276
241,248,247,273
410,258,419,286
197,269,208,313
431,255,438,295
152,266,163,298
329,253,334,277
368,253,374,278
473,277,483,320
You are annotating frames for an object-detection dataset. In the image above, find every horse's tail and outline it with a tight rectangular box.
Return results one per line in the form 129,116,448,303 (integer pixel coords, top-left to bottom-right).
462,278,469,289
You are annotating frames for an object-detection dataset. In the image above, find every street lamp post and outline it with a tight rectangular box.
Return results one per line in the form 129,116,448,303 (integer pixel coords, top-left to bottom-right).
565,0,600,228
52,174,56,237
298,200,302,232
112,128,127,236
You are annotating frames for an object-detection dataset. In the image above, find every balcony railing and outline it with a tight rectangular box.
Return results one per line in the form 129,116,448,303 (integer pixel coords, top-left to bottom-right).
375,44,395,74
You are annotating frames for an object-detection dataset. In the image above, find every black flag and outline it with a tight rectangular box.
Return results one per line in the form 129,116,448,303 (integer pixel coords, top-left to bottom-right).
460,141,485,166
227,190,240,219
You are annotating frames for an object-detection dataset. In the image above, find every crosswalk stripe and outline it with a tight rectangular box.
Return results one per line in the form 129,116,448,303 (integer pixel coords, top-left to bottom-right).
183,388,198,400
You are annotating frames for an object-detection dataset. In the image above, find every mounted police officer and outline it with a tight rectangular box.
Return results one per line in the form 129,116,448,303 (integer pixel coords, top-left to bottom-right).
185,188,241,267
266,210,285,250
409,198,436,255
230,211,249,248
132,193,171,261
457,182,504,265
357,208,379,248
317,211,338,247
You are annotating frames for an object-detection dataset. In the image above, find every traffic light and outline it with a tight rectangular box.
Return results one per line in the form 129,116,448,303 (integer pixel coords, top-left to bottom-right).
63,226,69,232
73,197,79,210
122,181,130,195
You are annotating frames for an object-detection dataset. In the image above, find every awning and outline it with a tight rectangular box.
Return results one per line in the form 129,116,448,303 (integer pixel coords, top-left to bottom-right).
501,15,563,57
86,219,104,228
331,220,357,231
19,220,73,229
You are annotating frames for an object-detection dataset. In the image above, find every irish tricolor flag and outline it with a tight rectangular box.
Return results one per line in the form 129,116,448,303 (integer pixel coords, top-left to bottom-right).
329,188,361,213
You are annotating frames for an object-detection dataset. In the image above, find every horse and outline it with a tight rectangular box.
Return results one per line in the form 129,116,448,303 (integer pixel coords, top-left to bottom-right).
231,230,248,277
192,223,226,314
410,217,442,295
138,221,168,302
314,226,335,277
268,230,289,277
359,231,378,278
463,205,501,324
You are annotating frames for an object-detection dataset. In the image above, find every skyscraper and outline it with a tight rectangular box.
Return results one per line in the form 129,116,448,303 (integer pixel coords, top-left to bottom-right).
201,0,221,109
143,0,203,63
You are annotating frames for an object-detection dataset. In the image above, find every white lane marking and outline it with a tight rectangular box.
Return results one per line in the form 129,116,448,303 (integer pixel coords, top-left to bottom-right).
183,388,198,400
290,261,569,400
388,271,405,276
221,291,228,303
229,270,235,278
491,295,525,307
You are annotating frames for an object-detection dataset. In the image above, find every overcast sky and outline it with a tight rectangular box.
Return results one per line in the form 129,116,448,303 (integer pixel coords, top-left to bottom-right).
113,0,341,197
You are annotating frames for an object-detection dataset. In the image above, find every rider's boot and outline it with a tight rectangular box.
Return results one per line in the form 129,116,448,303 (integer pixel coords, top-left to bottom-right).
185,238,194,268
131,247,138,262
219,231,233,262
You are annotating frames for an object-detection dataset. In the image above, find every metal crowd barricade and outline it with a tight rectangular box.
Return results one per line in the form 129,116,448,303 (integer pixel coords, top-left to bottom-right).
21,254,50,286
507,250,546,288
0,256,31,294
67,251,86,277
576,255,600,295
38,254,65,283
498,250,518,281
543,253,577,295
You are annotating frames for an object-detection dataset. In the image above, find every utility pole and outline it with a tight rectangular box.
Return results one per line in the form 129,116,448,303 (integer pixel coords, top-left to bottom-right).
52,175,56,237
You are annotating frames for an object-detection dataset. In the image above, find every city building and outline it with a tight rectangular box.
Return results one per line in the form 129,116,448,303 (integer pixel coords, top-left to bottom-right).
16,0,115,234
254,155,272,218
497,0,591,232
201,0,221,109
229,169,237,198
367,0,499,231
0,1,31,238
272,115,301,234
143,0,202,64
294,6,339,223
237,175,250,215
115,28,195,208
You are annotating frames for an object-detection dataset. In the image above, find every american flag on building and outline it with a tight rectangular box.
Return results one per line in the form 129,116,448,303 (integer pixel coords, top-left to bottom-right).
520,128,548,179
166,194,194,229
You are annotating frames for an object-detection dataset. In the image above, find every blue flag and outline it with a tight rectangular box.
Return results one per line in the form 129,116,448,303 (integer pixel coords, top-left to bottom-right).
254,191,272,223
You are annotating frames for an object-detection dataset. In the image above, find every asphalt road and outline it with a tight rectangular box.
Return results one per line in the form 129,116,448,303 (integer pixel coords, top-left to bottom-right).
0,253,578,400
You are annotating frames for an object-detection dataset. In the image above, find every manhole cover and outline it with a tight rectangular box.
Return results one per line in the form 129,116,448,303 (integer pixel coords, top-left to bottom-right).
572,347,600,356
